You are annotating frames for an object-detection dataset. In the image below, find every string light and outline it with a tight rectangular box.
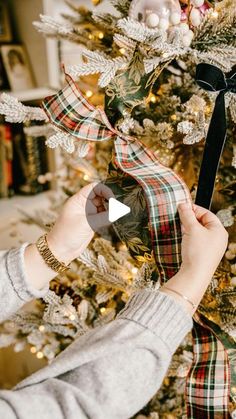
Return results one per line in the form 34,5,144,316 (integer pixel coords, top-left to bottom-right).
69,314,76,321
98,32,104,39
83,174,89,181
30,346,37,354
88,34,94,40
162,52,169,58
211,10,219,18
85,90,93,98
39,325,45,332
36,351,44,359
100,307,106,313
119,48,126,55
150,95,157,103
171,114,177,121
131,267,138,274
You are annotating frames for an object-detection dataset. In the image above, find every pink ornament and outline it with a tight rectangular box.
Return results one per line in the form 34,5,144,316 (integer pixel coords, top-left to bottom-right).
199,2,210,14
181,9,188,21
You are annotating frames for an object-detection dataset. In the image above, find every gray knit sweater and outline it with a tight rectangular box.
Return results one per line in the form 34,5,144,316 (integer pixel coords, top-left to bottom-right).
0,244,193,419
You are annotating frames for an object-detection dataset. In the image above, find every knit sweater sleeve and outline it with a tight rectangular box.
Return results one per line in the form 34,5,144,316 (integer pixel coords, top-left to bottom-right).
0,245,193,419
0,244,49,323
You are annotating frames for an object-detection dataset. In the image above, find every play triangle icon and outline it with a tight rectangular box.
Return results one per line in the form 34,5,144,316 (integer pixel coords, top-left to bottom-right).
108,198,131,222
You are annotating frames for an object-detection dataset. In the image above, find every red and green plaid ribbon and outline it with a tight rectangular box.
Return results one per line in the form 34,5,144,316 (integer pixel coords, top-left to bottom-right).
42,73,233,418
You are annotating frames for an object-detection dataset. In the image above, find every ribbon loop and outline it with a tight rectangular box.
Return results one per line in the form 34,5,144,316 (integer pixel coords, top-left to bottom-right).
226,77,236,93
196,63,227,92
195,63,236,209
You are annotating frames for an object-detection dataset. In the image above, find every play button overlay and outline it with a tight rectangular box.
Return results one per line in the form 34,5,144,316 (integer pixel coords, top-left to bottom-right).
108,198,130,222
85,181,132,236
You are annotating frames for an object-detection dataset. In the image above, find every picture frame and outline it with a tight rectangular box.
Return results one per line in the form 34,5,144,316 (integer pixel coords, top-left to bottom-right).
0,2,12,43
1,44,35,92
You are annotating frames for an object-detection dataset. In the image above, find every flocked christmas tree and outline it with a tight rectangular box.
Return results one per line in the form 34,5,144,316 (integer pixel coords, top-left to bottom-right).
0,0,236,417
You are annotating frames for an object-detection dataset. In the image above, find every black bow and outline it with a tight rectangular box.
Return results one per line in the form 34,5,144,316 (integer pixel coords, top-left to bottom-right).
195,63,236,209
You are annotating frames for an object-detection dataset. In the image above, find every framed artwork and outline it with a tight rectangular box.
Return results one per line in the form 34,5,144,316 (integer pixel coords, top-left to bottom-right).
1,45,35,92
0,2,12,43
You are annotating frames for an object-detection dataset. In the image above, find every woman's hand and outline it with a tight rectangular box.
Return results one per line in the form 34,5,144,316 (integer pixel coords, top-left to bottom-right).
24,183,113,290
160,203,228,315
178,202,228,280
47,183,114,264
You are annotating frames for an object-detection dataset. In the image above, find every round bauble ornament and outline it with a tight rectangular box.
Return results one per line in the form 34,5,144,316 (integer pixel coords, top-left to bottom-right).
229,242,236,253
190,7,201,26
179,22,189,33
191,0,204,7
231,277,236,287
146,12,160,28
170,11,181,25
199,2,210,14
182,29,194,46
129,0,181,29
159,17,170,30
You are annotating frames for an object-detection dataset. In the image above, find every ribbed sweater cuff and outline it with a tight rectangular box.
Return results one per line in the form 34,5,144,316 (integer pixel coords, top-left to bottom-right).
6,243,49,302
117,289,193,354
0,399,15,419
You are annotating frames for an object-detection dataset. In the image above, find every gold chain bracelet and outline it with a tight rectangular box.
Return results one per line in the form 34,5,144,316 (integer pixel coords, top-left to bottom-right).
161,285,197,310
36,234,70,274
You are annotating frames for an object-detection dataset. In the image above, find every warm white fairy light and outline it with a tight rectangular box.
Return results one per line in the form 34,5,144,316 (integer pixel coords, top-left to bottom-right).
211,10,219,19
36,351,44,359
39,325,45,332
30,346,37,354
83,174,89,181
119,48,126,55
162,52,169,58
100,307,106,313
150,95,157,103
132,267,138,274
69,314,76,321
85,90,93,98
98,32,104,39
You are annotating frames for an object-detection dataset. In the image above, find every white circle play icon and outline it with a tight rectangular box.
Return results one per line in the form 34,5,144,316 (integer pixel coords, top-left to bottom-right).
108,197,131,223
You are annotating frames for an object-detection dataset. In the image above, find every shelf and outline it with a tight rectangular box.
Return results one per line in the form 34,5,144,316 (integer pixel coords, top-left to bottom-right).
2,87,58,103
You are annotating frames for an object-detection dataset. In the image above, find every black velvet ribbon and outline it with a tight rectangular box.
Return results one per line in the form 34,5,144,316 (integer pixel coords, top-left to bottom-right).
195,63,236,209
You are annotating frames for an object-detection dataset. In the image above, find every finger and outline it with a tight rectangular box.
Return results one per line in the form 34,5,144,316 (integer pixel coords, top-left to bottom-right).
79,182,100,200
178,202,198,231
87,210,111,230
86,198,97,215
92,183,115,201
193,204,222,229
92,196,104,207
97,205,105,213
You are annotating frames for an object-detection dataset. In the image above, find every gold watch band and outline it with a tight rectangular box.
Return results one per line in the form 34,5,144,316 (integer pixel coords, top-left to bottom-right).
36,234,70,274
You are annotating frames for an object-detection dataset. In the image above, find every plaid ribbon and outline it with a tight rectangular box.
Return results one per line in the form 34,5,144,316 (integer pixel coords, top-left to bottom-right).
42,73,232,417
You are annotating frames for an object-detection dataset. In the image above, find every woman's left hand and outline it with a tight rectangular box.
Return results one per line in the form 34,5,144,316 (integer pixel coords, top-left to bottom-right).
47,182,114,264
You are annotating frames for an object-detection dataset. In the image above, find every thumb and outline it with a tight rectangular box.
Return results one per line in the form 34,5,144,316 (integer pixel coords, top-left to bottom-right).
178,202,197,233
87,210,111,232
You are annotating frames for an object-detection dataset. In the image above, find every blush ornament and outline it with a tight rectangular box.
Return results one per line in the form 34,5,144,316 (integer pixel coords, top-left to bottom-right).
191,0,204,7
190,7,202,27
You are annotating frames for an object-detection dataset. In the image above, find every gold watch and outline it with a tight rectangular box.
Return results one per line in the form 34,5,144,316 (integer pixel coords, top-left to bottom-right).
36,234,70,274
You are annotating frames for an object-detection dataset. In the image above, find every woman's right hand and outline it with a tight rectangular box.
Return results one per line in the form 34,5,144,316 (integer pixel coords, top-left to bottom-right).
160,203,228,315
178,203,228,280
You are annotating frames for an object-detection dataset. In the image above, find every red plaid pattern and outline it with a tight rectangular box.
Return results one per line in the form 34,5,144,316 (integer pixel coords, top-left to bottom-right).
187,317,230,418
43,74,191,281
42,73,232,418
